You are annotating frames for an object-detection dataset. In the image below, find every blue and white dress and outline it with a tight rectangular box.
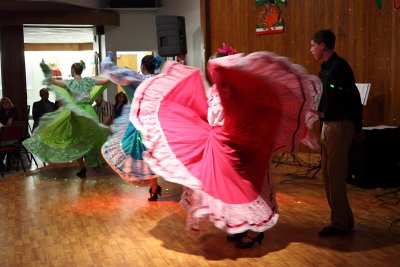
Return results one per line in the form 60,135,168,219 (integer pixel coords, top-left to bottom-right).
100,53,156,184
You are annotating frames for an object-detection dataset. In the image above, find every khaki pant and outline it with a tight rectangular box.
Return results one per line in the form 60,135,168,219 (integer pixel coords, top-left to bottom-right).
321,120,354,230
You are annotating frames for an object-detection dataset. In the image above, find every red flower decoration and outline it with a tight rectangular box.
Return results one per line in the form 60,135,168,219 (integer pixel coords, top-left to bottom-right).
217,43,237,56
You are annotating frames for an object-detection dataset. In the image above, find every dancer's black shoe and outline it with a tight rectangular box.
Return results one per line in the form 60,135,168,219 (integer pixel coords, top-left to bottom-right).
148,185,162,201
227,231,248,242
235,232,264,249
76,168,87,178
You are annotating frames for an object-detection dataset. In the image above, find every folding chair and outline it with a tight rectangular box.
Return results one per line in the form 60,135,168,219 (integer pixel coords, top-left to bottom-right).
13,120,39,169
26,105,33,134
0,126,26,177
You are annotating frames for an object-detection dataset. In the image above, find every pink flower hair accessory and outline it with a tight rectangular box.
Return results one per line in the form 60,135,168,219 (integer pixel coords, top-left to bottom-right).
217,43,237,56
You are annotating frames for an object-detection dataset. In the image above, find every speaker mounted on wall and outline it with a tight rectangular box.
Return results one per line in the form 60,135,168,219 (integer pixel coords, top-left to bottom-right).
156,16,187,57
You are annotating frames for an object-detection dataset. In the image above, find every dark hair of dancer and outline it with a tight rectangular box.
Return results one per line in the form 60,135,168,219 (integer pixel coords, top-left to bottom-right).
141,55,162,74
71,60,86,75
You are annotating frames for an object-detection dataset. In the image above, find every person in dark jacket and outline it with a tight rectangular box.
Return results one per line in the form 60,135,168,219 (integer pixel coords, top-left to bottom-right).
32,88,55,131
310,29,363,237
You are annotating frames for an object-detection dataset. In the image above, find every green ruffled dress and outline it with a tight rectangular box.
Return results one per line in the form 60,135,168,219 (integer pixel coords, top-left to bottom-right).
23,71,112,167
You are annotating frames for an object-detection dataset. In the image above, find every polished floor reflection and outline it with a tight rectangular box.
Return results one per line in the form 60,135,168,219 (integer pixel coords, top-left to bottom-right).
0,158,399,266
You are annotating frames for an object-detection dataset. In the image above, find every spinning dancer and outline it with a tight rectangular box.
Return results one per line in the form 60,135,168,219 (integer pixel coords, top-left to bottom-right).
24,60,112,178
131,46,321,248
100,52,163,201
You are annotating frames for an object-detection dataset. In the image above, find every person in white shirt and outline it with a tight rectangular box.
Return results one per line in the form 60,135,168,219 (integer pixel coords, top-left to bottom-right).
93,94,114,126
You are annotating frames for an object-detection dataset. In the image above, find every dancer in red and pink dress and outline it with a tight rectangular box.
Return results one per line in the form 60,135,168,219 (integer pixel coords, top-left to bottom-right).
131,46,321,248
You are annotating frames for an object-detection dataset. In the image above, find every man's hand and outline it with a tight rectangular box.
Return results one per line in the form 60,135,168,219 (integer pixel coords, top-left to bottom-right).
103,115,112,125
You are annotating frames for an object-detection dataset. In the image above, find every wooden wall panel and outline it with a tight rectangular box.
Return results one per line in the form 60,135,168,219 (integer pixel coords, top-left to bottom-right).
24,43,93,51
202,0,400,127
0,25,27,121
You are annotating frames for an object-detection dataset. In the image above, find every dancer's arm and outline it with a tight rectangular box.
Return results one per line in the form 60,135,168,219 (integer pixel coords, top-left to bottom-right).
40,62,67,88
49,78,67,88
95,76,110,85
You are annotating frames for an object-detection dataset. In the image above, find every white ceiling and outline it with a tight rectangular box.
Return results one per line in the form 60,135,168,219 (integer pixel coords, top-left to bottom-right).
24,26,94,43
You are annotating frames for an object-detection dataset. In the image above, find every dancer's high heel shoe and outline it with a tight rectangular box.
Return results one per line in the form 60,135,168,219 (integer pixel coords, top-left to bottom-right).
235,232,264,249
227,231,248,242
148,185,162,201
76,168,87,178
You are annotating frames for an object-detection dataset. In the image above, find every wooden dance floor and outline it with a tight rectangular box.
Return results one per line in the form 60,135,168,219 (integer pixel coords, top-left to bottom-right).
0,155,399,266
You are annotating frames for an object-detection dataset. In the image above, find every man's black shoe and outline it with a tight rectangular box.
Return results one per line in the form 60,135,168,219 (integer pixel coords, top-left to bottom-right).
318,226,350,237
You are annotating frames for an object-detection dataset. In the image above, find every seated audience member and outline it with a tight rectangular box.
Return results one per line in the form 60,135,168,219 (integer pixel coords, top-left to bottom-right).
0,97,17,127
93,94,114,126
114,92,128,118
32,88,55,131
0,97,18,170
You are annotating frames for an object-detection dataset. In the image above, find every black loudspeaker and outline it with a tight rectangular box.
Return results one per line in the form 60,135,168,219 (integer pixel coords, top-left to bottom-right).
156,16,187,57
347,127,400,188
